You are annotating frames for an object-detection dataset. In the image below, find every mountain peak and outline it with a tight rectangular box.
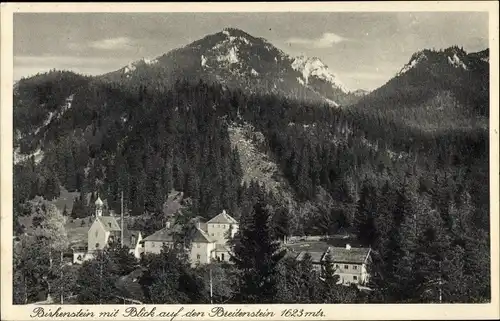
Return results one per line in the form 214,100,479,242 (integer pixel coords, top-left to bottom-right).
291,55,349,93
397,50,428,76
396,45,486,77
105,28,358,105
221,27,252,38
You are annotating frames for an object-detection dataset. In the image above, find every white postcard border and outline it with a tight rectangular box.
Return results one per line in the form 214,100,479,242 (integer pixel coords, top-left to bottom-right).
1,2,499,320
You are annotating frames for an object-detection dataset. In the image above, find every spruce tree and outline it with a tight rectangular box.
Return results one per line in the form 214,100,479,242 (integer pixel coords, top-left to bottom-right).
230,201,285,303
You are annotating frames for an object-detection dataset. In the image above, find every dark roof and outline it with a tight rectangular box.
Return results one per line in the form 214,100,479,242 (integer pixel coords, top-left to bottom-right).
285,244,371,265
190,227,214,243
70,240,87,250
296,251,325,264
97,216,121,232
142,227,176,242
323,247,371,264
207,210,238,224
142,225,214,244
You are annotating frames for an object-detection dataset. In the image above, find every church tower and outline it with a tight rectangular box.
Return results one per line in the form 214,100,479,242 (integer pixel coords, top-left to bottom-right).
95,195,103,217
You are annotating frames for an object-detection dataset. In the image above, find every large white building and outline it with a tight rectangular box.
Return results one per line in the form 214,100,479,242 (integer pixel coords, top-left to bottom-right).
142,210,239,266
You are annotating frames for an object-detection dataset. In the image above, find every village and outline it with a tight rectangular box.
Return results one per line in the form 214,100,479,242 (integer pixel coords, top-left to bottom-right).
69,193,372,300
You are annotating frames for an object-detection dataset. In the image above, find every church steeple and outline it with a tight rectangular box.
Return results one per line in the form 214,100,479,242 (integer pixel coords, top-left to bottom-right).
95,194,103,217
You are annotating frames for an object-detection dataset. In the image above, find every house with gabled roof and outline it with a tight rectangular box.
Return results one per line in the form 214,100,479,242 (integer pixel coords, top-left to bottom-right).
206,210,239,245
142,220,217,266
324,245,371,285
142,209,239,266
285,242,372,286
206,210,239,262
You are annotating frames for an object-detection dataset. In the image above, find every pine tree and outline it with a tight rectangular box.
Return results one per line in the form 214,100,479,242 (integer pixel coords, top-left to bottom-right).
43,174,60,201
354,181,378,246
230,201,285,303
71,193,88,219
270,206,290,242
275,253,322,303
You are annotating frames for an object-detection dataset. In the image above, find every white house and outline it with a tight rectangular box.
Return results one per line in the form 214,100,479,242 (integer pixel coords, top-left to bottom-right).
142,210,239,266
324,245,372,285
289,244,372,286
142,220,216,266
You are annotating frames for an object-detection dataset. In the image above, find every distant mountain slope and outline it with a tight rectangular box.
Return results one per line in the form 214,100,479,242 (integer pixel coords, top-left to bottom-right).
14,71,91,146
350,46,489,132
14,71,139,159
103,28,360,106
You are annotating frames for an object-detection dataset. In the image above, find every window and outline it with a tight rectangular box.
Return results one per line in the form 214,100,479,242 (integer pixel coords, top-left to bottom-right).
95,243,100,249
223,224,226,229
221,253,225,261
353,276,358,281
353,265,358,270
197,254,201,260
335,264,339,268
152,242,155,248
344,265,349,270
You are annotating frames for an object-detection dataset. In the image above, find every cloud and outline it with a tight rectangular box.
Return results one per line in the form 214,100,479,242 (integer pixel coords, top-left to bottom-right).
88,37,134,50
286,32,348,48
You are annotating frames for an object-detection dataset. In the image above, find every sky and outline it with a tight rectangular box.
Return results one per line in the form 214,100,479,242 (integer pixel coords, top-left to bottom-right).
14,12,489,91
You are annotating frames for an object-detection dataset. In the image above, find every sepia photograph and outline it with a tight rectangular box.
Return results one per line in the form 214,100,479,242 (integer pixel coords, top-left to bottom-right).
1,2,499,320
